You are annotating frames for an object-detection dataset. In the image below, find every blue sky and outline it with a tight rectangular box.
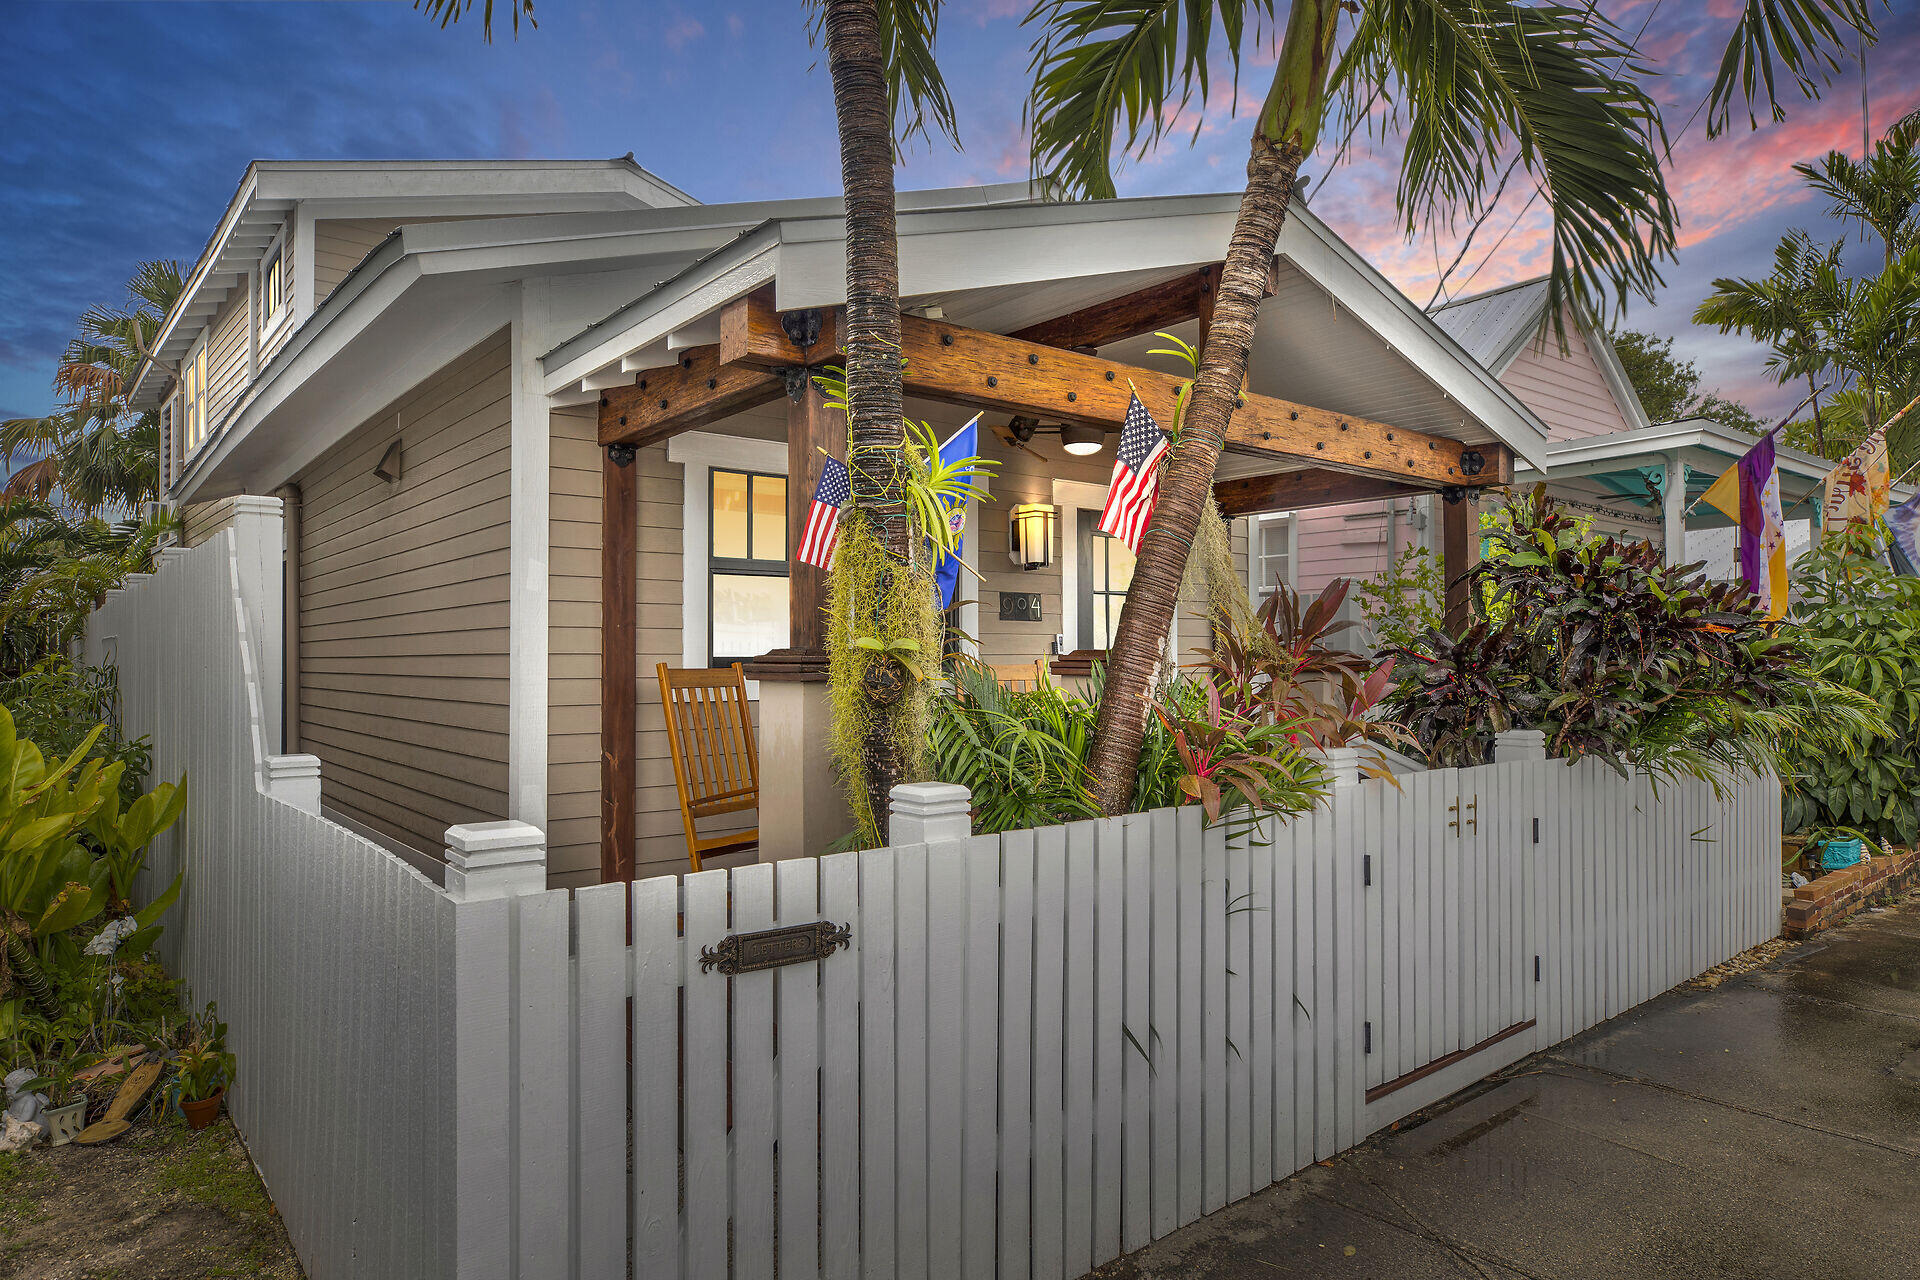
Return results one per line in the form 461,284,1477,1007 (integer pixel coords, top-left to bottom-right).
3,1,1916,425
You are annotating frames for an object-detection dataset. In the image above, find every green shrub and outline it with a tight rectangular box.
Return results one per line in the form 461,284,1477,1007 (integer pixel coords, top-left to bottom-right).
1781,521,1920,844
1386,488,1883,784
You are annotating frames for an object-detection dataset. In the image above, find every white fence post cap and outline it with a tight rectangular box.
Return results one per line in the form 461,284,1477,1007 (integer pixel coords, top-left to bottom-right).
444,820,548,901
889,782,972,846
263,753,323,816
1494,729,1548,762
1318,746,1363,789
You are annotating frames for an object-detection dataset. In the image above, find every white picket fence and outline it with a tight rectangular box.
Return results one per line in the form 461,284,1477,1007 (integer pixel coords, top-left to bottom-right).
85,501,1782,1280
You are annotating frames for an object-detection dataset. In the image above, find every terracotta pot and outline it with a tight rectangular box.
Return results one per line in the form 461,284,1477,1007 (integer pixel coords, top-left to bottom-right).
181,1089,224,1130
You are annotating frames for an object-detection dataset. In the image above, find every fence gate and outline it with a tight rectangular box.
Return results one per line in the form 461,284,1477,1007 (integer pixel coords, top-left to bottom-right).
1361,762,1536,1103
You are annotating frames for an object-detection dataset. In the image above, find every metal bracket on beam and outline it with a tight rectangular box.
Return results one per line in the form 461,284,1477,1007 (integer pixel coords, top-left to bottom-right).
780,309,824,350
1441,484,1469,506
606,442,638,468
782,366,814,403
1458,449,1486,477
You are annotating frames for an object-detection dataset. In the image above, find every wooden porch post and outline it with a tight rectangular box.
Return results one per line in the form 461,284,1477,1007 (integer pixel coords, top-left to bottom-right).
787,375,845,651
1441,490,1476,632
601,444,638,884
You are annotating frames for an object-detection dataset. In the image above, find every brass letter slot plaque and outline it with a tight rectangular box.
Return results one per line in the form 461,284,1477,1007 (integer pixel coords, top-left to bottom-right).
699,920,852,976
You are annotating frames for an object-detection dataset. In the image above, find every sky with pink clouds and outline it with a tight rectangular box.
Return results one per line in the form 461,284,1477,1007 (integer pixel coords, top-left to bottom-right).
3,1,1916,424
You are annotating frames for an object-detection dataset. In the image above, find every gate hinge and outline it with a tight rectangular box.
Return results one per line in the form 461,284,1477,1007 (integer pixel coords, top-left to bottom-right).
1363,854,1372,887
1533,816,1541,845
1364,1021,1373,1054
1534,955,1541,983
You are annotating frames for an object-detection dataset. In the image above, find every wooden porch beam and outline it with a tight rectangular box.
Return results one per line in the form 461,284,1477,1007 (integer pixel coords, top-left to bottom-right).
709,287,1506,489
1214,469,1438,519
598,345,784,448
1441,491,1476,631
890,313,1506,489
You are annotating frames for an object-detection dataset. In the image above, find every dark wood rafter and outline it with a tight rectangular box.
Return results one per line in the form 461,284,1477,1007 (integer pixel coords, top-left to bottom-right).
1010,267,1212,350
1214,469,1437,518
597,347,784,449
600,445,639,884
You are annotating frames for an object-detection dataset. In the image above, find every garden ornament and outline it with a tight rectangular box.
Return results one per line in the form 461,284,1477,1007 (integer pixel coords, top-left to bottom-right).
3,1066,46,1124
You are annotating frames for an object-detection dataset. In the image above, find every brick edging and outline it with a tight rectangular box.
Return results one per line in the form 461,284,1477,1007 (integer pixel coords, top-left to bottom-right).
1783,845,1920,939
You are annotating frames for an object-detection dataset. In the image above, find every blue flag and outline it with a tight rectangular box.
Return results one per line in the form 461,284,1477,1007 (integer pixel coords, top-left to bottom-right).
932,414,980,610
1889,491,1920,576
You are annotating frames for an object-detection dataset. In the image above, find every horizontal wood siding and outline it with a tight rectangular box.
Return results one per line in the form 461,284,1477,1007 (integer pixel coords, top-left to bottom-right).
1502,324,1631,442
204,286,251,428
296,330,512,859
1292,499,1425,596
312,218,400,305
181,497,240,549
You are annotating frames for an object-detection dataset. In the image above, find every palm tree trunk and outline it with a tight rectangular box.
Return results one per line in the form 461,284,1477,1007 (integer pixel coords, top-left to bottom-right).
1086,0,1340,815
823,0,910,836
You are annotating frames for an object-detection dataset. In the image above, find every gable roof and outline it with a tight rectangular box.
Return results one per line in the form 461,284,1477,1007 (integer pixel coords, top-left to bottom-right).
128,157,696,411
1428,277,1651,431
173,181,1556,502
540,192,1551,468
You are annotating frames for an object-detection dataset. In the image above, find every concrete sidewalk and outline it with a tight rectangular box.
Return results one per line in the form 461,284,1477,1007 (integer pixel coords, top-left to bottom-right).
1096,896,1920,1280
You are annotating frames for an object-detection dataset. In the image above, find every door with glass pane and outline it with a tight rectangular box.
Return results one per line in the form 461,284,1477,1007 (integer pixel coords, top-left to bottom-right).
708,468,788,666
1076,510,1135,650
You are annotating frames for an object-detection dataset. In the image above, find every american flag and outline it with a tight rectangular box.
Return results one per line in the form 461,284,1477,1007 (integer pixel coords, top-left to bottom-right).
1097,393,1170,552
797,455,851,569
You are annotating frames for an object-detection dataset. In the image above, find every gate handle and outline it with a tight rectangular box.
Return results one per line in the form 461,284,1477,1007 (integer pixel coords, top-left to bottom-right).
1464,795,1478,834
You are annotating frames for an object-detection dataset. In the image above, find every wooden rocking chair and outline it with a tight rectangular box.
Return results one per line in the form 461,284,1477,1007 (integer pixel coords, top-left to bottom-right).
657,663,760,873
987,659,1049,692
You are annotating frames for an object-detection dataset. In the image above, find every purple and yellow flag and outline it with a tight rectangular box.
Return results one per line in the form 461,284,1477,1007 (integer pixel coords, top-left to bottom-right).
1700,430,1787,620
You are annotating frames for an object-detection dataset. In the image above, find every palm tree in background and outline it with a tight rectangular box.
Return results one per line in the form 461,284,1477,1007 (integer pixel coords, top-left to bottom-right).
1,259,181,516
1796,114,1920,270
1696,231,1847,457
1023,0,1878,814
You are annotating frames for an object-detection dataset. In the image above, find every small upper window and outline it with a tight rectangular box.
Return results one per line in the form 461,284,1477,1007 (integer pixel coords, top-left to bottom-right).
180,340,209,457
261,250,283,322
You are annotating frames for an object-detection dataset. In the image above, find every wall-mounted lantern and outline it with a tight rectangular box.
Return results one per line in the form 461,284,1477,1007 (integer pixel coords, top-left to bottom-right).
1007,503,1056,571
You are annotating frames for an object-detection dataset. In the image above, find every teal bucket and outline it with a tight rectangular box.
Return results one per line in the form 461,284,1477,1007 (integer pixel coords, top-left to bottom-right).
1820,837,1863,871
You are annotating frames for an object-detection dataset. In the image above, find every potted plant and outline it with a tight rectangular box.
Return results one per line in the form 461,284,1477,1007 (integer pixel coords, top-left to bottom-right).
1798,825,1879,875
36,1056,88,1146
171,1004,235,1130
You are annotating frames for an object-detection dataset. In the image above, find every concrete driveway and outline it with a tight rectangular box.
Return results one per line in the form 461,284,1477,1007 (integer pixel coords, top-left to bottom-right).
1096,895,1920,1280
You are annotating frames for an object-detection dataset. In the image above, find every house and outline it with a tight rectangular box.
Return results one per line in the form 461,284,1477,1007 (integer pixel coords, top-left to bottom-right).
1283,276,1911,612
131,158,1548,887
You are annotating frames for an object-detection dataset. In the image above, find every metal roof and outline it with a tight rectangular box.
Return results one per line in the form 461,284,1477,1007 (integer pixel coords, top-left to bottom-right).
1427,277,1550,371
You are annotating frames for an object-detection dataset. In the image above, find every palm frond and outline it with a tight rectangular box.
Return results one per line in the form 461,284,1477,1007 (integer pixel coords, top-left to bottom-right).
1706,0,1875,137
1342,0,1677,329
411,0,535,41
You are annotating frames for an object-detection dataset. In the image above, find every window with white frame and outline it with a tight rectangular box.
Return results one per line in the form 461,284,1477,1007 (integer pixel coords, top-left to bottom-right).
1251,512,1296,601
707,467,788,667
257,227,286,339
179,337,209,458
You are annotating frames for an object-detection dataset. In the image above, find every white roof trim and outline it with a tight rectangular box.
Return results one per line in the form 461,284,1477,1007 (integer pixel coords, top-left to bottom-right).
1518,417,1911,499
129,157,697,409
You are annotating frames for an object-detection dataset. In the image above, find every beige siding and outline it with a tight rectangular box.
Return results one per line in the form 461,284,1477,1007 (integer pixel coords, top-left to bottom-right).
546,404,785,887
312,219,400,305
181,497,240,549
1502,324,1632,442
203,286,251,428
296,330,512,859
